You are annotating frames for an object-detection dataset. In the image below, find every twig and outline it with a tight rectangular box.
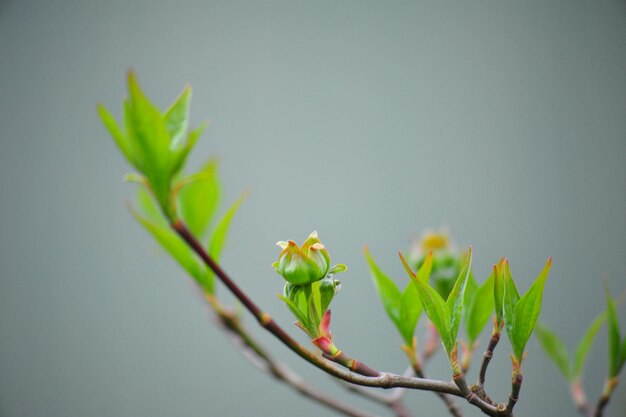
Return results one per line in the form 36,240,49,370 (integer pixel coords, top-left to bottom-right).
570,378,591,417
210,298,379,417
172,220,500,416
477,325,500,390
593,377,618,417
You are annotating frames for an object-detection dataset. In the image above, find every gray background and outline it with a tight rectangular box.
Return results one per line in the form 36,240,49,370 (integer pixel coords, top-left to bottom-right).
1,1,625,416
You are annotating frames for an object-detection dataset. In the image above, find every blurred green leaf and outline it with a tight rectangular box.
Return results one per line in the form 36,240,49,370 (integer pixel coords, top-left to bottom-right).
493,260,505,326
178,160,220,238
502,260,520,349
137,187,167,227
465,272,495,343
365,248,402,336
164,86,191,149
208,192,247,263
405,253,453,352
463,273,478,315
446,247,472,347
573,311,606,378
131,209,212,292
97,104,141,171
535,322,570,380
510,258,552,360
606,288,623,377
397,282,421,346
125,72,171,193
396,255,432,346
170,123,206,180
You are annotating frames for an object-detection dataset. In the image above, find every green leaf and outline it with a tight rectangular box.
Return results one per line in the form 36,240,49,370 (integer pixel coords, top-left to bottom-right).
535,322,571,380
502,260,520,347
397,253,432,346
123,72,174,217
463,273,478,315
208,192,247,263
572,311,606,378
278,294,315,336
465,272,495,343
493,260,505,326
178,160,220,238
164,86,191,149
98,103,141,171
446,247,472,347
131,209,212,292
397,282,421,346
318,277,339,316
511,258,552,360
364,248,402,331
620,334,626,374
404,253,453,352
125,71,171,178
170,123,205,179
606,288,622,377
137,187,167,227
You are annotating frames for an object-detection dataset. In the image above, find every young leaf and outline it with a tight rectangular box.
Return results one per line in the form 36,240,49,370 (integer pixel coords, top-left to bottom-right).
97,104,141,171
403,253,453,352
605,288,623,377
396,254,433,346
178,160,220,238
511,257,552,360
170,123,206,179
446,247,472,346
164,86,191,149
502,260,520,348
137,187,168,227
364,248,402,334
493,260,505,326
208,192,247,262
465,272,495,343
397,282,421,346
125,71,171,182
572,311,606,378
277,294,315,336
131,209,212,292
535,322,571,380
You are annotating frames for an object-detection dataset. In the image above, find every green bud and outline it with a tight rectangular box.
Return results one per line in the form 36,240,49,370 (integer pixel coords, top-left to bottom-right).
273,231,331,285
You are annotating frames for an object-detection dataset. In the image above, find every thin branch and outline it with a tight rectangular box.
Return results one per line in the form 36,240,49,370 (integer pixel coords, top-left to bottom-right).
570,378,592,417
593,377,618,417
172,220,500,416
505,372,522,415
211,298,379,417
477,326,500,390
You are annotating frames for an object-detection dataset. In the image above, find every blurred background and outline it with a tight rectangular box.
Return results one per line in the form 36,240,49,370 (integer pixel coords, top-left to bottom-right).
1,1,625,416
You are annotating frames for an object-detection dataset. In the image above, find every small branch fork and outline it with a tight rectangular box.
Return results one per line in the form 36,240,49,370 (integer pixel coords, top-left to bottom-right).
570,376,619,417
173,220,502,416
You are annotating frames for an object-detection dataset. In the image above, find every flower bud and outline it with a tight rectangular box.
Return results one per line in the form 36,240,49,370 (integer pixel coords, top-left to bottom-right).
273,231,331,285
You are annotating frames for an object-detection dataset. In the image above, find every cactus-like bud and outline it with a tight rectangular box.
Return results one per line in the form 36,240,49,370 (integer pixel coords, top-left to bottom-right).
273,231,332,285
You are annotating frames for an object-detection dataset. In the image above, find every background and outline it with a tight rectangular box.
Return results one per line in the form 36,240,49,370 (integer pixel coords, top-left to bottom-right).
1,1,625,416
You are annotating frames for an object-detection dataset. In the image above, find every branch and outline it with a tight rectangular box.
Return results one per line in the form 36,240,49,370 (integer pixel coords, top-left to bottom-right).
477,325,500,389
570,378,592,417
172,220,500,416
593,377,619,417
209,297,379,417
